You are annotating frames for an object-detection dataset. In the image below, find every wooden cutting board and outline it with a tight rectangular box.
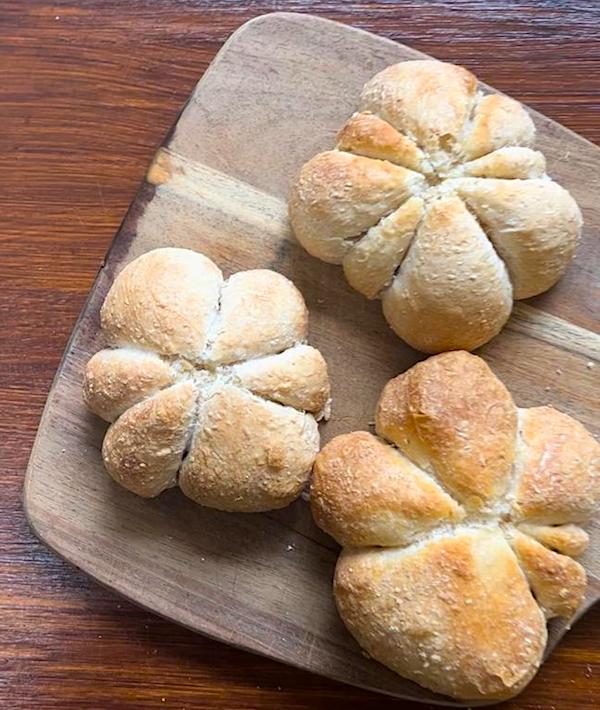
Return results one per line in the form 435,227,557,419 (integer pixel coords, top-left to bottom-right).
24,12,600,706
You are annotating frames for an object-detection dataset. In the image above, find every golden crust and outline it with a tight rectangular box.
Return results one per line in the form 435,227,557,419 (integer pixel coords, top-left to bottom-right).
453,177,582,298
461,94,536,161
342,196,423,299
102,380,197,498
83,347,176,422
516,523,589,558
230,344,330,414
179,385,319,512
514,406,600,524
311,432,464,547
509,530,587,619
454,146,546,179
376,351,517,509
335,529,547,701
336,112,429,174
360,60,477,173
381,195,513,353
314,352,598,700
206,270,308,365
101,248,223,360
288,150,426,264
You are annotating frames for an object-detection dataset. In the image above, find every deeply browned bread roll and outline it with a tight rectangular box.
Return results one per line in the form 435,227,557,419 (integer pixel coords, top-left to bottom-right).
290,60,582,353
84,248,330,512
311,351,599,701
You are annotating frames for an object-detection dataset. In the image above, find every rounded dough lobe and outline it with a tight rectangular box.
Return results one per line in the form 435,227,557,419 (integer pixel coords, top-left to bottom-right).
454,147,546,179
289,150,426,264
381,194,513,353
516,523,589,558
179,385,319,512
311,431,464,547
102,380,197,498
230,344,330,414
509,530,586,619
453,177,582,298
334,528,547,701
360,60,477,172
461,94,536,161
101,248,223,360
342,196,423,299
206,270,308,366
336,112,430,174
84,347,176,422
514,406,600,524
376,351,517,510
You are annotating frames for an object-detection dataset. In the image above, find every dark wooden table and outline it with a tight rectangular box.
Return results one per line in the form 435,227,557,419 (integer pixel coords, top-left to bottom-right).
2,2,599,708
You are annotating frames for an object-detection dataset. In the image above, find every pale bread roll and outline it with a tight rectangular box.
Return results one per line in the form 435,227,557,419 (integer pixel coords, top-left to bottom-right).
289,60,582,353
311,352,600,701
85,248,330,512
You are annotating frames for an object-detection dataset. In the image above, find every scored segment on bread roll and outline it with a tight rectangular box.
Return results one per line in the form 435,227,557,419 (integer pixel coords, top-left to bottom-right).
310,351,600,701
289,59,583,353
179,385,319,513
84,247,331,512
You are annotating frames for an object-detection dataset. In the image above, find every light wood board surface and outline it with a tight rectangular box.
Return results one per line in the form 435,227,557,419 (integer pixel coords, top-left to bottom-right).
24,12,600,706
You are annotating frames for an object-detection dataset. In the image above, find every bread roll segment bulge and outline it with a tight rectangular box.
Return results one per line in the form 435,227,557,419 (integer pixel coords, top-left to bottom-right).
289,60,582,353
85,248,331,512
311,351,600,701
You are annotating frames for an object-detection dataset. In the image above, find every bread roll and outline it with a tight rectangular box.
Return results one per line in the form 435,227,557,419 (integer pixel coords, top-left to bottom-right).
311,351,600,700
290,60,582,353
85,248,330,512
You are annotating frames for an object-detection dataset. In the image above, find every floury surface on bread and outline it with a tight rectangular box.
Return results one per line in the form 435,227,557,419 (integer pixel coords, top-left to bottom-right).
84,247,330,512
311,351,600,701
289,60,582,353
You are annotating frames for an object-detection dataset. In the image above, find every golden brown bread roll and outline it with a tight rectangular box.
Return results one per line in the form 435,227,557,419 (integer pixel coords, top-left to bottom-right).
84,248,330,511
311,351,599,701
290,60,582,353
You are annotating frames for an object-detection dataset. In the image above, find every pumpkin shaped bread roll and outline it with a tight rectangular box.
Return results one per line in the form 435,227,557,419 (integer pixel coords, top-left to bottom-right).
84,248,330,512
311,352,599,701
290,60,582,353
